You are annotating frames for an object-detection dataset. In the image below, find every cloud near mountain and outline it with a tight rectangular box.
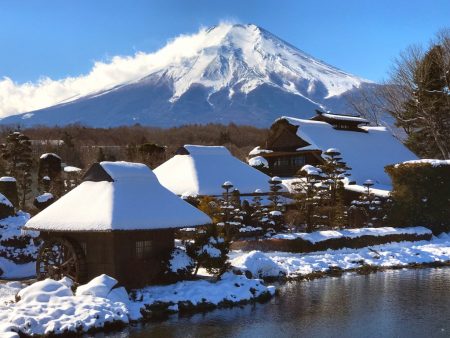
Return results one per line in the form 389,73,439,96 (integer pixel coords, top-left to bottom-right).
0,23,238,118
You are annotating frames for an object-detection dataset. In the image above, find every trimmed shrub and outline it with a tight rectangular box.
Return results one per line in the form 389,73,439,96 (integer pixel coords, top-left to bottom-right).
0,177,19,209
385,162,450,233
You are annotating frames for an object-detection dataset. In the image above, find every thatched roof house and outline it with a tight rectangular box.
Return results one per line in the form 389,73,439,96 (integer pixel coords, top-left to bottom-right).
154,145,275,196
252,115,418,190
25,161,211,287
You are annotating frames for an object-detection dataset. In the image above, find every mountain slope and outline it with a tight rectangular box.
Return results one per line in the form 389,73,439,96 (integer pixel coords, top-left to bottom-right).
1,23,374,128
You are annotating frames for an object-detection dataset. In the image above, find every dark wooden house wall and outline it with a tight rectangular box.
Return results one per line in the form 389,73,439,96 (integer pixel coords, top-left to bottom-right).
43,229,174,288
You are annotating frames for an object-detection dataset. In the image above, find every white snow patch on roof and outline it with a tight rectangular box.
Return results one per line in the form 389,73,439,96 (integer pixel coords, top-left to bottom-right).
40,153,61,160
0,193,12,207
248,146,273,156
154,145,275,195
0,176,16,182
321,112,369,123
35,193,54,203
344,183,391,198
63,166,82,173
281,116,418,186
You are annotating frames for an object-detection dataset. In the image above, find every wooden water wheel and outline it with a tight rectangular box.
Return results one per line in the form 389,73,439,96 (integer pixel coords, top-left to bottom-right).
36,237,87,283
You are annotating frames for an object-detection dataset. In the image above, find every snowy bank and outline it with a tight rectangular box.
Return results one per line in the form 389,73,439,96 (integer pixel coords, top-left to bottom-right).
230,233,450,279
272,226,431,243
0,273,275,336
231,226,432,253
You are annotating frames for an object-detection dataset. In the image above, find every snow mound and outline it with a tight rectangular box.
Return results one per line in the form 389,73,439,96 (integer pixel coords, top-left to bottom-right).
75,274,118,298
231,250,286,278
1,276,129,336
16,279,72,303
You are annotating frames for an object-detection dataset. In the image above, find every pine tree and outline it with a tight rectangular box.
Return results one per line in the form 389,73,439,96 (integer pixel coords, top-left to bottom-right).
350,179,385,227
250,189,265,227
185,224,230,277
317,148,351,229
1,132,33,209
218,182,245,240
268,176,284,231
292,165,322,232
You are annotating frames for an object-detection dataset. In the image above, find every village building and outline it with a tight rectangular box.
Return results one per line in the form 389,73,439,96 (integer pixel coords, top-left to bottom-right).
249,112,418,194
23,161,212,288
153,145,281,201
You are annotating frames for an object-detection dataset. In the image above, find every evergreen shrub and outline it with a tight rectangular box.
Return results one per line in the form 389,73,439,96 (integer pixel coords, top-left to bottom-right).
385,162,450,233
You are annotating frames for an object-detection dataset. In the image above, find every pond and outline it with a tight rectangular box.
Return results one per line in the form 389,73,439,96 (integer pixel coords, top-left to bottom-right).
94,268,450,338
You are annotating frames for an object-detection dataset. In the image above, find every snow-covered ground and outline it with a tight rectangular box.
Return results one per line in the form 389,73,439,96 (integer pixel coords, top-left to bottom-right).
0,273,274,337
230,233,450,279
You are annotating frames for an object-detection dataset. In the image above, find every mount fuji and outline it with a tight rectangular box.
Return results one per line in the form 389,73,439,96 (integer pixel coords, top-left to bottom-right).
0,23,376,128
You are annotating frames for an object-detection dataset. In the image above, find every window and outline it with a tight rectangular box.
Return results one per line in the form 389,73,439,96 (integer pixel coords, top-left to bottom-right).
273,158,290,167
291,156,305,167
135,240,153,259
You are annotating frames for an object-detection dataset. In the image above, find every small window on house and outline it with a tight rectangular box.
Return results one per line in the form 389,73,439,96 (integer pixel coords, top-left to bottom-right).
291,156,305,167
135,240,153,259
273,158,290,167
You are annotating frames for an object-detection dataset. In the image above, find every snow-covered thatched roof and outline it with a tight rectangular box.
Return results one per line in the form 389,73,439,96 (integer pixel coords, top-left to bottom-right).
154,145,273,196
279,116,418,187
24,161,212,232
319,112,369,124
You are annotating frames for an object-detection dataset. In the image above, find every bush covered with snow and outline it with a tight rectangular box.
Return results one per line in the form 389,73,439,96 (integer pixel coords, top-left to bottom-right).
0,193,14,219
0,212,39,277
163,247,195,280
386,161,450,233
231,250,286,279
33,192,55,210
185,225,230,277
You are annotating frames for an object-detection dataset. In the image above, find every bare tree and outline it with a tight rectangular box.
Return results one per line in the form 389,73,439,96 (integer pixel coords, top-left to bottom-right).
373,32,449,158
346,85,384,126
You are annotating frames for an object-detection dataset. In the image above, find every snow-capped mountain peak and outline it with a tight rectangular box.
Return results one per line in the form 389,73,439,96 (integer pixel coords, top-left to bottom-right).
0,23,375,128
160,23,366,102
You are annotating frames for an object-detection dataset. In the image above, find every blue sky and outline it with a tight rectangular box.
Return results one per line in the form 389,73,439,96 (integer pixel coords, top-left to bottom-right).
1,0,449,83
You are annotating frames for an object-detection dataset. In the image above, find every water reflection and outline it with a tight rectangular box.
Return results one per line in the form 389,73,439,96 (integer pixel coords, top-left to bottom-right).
89,268,450,338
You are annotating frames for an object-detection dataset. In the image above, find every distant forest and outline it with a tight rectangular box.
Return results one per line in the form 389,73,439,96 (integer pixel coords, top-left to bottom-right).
0,123,268,170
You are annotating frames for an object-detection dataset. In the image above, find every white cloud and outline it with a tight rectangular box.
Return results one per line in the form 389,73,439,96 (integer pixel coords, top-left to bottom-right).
0,22,235,118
